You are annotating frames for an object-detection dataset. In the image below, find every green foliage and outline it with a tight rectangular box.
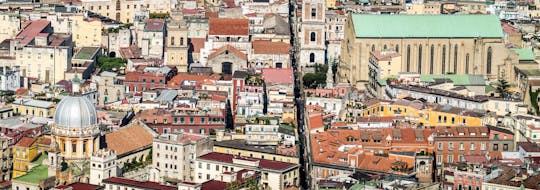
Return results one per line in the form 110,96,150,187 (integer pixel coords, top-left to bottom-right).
149,13,170,19
97,56,127,71
303,73,326,88
107,23,133,33
495,79,510,98
303,63,330,88
5,96,14,103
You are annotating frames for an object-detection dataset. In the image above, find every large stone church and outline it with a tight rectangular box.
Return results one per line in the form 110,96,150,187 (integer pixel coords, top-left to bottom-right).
338,14,518,89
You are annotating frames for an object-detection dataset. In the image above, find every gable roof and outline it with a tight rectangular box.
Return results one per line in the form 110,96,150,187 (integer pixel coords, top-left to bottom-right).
209,18,248,36
208,45,247,60
105,121,156,156
15,137,36,148
351,14,503,38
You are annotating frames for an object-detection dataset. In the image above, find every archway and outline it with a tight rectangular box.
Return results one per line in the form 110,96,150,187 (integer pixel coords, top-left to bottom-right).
222,62,233,74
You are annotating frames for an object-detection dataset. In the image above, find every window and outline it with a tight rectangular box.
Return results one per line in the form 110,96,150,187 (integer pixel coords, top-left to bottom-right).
454,45,458,73
171,37,175,45
493,144,499,151
470,143,476,150
459,143,464,150
449,142,454,150
418,45,422,73
406,45,411,72
309,53,315,63
487,47,492,74
371,45,375,52
503,144,509,151
448,155,453,163
395,45,399,53
311,8,316,18
465,53,470,74
437,142,442,150
310,32,316,42
442,45,446,73
437,155,442,164
481,143,486,150
180,37,184,46
430,45,434,74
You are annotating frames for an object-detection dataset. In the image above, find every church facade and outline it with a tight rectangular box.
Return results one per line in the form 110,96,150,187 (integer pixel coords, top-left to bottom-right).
338,14,517,89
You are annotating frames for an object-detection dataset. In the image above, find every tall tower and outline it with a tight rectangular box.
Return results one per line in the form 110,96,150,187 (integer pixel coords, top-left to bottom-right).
299,0,326,68
165,11,189,72
90,149,118,185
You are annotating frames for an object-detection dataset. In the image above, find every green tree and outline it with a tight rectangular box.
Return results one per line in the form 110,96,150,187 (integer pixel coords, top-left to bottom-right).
97,56,127,71
496,79,510,98
303,73,326,88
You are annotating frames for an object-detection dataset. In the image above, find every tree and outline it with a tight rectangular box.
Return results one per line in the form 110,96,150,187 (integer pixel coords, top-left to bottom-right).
496,79,510,98
97,56,127,71
302,73,326,88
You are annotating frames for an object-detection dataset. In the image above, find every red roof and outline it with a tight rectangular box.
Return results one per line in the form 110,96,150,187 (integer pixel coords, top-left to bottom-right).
209,18,248,36
190,38,206,53
252,40,290,55
308,112,324,130
208,45,247,60
198,152,297,171
17,20,50,45
15,137,36,148
144,19,165,31
103,177,176,190
502,22,520,34
201,180,227,190
261,68,294,84
55,183,103,190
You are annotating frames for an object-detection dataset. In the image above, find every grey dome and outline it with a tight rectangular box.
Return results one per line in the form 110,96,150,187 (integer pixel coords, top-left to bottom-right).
54,96,97,128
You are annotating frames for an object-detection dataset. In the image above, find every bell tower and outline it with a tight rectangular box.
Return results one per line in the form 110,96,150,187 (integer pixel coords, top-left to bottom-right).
299,0,326,68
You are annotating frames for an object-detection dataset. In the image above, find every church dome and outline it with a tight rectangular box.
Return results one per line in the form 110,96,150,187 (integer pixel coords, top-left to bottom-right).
54,96,97,128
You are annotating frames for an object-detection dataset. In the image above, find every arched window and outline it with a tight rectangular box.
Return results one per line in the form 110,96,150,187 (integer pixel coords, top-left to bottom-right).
430,45,435,74
442,45,446,74
465,53,470,74
371,44,375,52
406,45,411,72
383,44,387,50
180,37,184,46
454,45,458,73
418,45,422,73
309,53,315,62
395,45,399,53
310,32,316,42
487,47,492,74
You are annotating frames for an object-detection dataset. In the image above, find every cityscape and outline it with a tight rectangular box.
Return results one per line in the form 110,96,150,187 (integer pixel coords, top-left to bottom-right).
0,0,535,189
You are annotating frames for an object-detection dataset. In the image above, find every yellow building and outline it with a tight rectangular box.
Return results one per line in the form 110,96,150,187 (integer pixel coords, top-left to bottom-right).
12,137,38,178
72,14,103,47
369,50,402,79
361,99,484,127
213,141,299,164
12,99,55,118
339,14,516,89
326,0,336,9
81,0,172,24
165,11,189,72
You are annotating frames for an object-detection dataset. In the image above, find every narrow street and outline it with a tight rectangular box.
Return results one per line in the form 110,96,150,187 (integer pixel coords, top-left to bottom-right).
288,1,311,189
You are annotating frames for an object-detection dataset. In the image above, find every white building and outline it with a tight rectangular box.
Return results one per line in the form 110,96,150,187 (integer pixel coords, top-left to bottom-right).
245,124,281,145
89,149,119,185
306,96,343,116
150,133,212,183
194,152,299,190
299,0,326,67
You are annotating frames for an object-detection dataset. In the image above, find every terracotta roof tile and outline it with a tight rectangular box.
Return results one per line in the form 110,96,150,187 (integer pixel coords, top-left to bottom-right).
189,38,206,53
15,137,36,148
209,18,248,36
103,177,175,190
261,68,293,84
17,20,50,45
198,152,297,171
252,40,290,55
105,122,155,156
